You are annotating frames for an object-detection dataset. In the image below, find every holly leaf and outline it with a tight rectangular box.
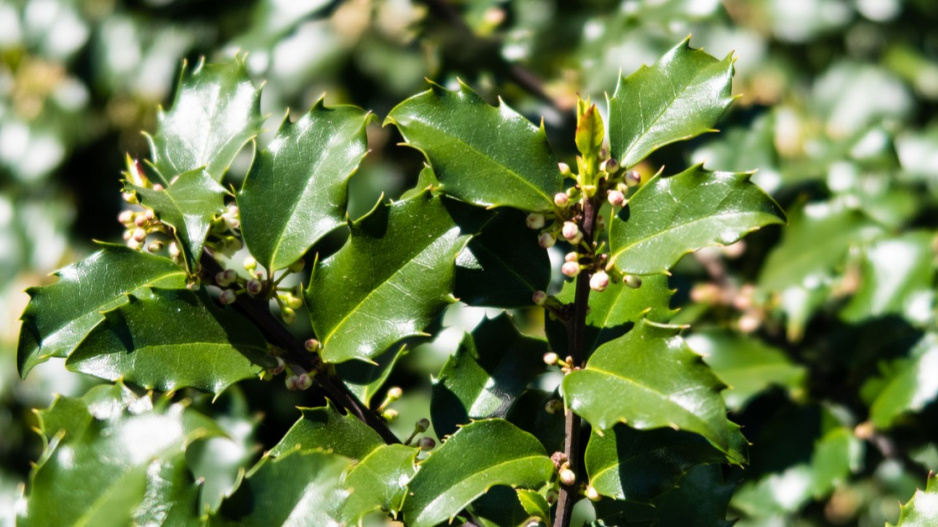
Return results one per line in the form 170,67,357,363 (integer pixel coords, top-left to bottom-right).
306,191,479,364
545,275,675,359
430,314,547,438
65,288,275,395
342,444,418,521
608,37,735,169
454,207,551,308
385,81,562,212
134,168,228,272
889,473,938,527
269,401,385,461
866,332,938,429
585,424,727,501
17,245,187,376
239,101,371,272
147,58,263,183
401,419,554,527
563,320,746,464
336,344,406,406
607,165,785,275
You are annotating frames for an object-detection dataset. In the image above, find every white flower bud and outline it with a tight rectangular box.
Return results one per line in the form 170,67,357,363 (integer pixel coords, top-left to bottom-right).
418,437,436,451
586,485,601,501
168,242,180,259
625,170,641,187
243,256,257,271
565,252,578,262
532,290,548,306
543,352,558,365
590,271,609,292
146,241,163,253
132,228,147,242
134,214,149,227
127,238,142,251
601,158,620,174
624,274,642,289
297,372,313,390
122,191,138,204
270,357,285,375
222,212,240,231
216,269,237,287
246,279,263,296
387,386,403,400
219,289,237,305
526,213,546,230
118,210,135,225
151,184,164,191
305,339,321,353
554,192,569,207
607,190,626,207
559,467,576,486
538,232,556,249
562,221,580,241
562,261,580,277
558,162,572,176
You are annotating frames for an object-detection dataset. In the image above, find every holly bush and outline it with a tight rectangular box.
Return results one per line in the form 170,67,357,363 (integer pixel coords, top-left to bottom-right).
4,1,938,527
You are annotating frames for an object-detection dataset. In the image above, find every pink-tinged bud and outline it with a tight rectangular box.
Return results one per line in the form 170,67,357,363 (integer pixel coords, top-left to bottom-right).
216,269,237,287
168,242,180,259
123,230,133,241
538,232,556,249
625,170,641,187
562,261,580,277
222,213,240,231
270,357,285,375
418,437,436,451
532,290,548,306
558,162,572,176
281,307,296,324
590,271,610,292
543,352,558,365
564,252,578,263
305,338,321,353
624,274,642,289
134,214,148,227
118,210,135,225
562,221,580,241
132,228,147,242
296,372,313,390
146,241,163,253
526,213,546,230
546,489,559,504
151,184,164,191
553,192,569,207
601,158,620,174
127,238,142,251
285,374,299,390
607,190,626,207
416,418,430,432
219,289,237,305
122,191,138,204
559,467,576,486
586,486,601,501
246,279,263,296
738,313,760,333
387,386,403,400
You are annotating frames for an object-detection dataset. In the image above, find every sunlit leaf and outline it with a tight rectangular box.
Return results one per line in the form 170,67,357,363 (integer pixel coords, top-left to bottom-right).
269,401,385,461
889,473,938,527
342,444,417,522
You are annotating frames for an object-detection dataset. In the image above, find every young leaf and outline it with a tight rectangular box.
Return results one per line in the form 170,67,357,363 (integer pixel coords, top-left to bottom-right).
306,192,478,364
65,288,275,395
336,344,406,406
563,320,746,464
889,473,938,527
239,101,371,272
401,419,554,527
866,332,938,429
147,58,263,183
17,245,187,376
430,314,547,437
607,38,735,169
268,401,385,460
385,81,562,212
607,165,785,275
134,168,228,272
341,444,417,522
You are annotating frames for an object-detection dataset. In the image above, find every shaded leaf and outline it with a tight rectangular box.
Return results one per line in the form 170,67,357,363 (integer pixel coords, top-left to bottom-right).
889,473,938,527
431,314,547,437
470,485,536,527
342,444,417,522
386,81,562,212
269,401,385,461
239,101,371,272
147,58,263,183
563,320,746,464
18,245,187,375
401,419,554,527
337,344,406,406
866,332,938,429
506,389,566,453
306,191,478,364
608,38,735,169
607,165,785,275
66,288,275,395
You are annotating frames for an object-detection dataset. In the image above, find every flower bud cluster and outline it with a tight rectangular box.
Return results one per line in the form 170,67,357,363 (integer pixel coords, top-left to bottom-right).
204,203,244,258
212,257,306,325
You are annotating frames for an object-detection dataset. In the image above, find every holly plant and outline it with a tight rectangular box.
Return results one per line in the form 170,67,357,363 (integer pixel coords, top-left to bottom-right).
17,39,792,526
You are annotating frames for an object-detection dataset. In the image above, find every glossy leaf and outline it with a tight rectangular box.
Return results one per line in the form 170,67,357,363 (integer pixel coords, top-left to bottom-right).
686,329,806,411
134,168,228,272
385,81,562,212
455,207,551,308
607,38,735,168
470,485,536,527
516,489,551,524
563,320,746,463
336,344,406,406
545,274,675,358
342,444,417,521
147,58,263,183
269,401,385,460
866,332,938,429
607,165,785,275
18,245,187,375
239,101,371,272
431,314,547,437
18,384,223,527
132,455,202,527
889,474,938,527
306,191,476,364
66,288,275,395
401,419,554,527
212,450,352,526
585,424,726,501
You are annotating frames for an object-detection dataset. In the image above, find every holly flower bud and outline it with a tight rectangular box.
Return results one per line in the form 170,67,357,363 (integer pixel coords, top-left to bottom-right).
590,271,610,292
305,338,321,353
564,252,578,263
562,221,580,241
538,232,556,249
246,279,263,296
219,289,237,305
586,486,601,502
387,386,403,401
281,306,296,324
418,437,436,451
118,210,135,225
532,290,548,305
216,269,238,287
146,241,164,253
558,162,572,176
270,357,285,375
416,418,430,433
243,256,257,271
554,192,570,208
562,261,581,277
168,242,180,259
607,189,626,207
600,158,620,174
624,274,642,289
559,467,576,486
625,170,641,187
526,213,546,230
132,228,147,242
286,294,303,309
543,352,558,365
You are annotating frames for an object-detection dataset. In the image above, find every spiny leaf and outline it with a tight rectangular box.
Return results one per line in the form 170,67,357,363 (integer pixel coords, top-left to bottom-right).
147,58,263,183
563,320,747,464
17,245,187,376
889,473,938,527
607,164,785,275
608,37,735,168
268,401,385,461
306,191,480,364
239,100,371,272
401,419,554,527
385,80,562,212
342,444,418,522
65,288,275,396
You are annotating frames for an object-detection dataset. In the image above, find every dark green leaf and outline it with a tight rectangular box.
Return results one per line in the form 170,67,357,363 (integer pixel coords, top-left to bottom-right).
18,245,187,375
889,473,938,527
507,389,566,453
866,332,938,429
516,488,551,524
342,444,417,522
385,81,562,212
563,320,746,464
306,192,476,364
455,207,551,308
239,101,371,272
607,165,785,275
269,401,385,460
134,168,228,272
66,288,275,395
147,59,263,183
470,486,536,527
607,38,735,168
431,314,547,437
132,455,202,527
401,419,554,527
336,344,406,406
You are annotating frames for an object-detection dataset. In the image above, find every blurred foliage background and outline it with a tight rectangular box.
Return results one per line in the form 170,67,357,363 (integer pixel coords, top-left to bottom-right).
2,0,938,525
